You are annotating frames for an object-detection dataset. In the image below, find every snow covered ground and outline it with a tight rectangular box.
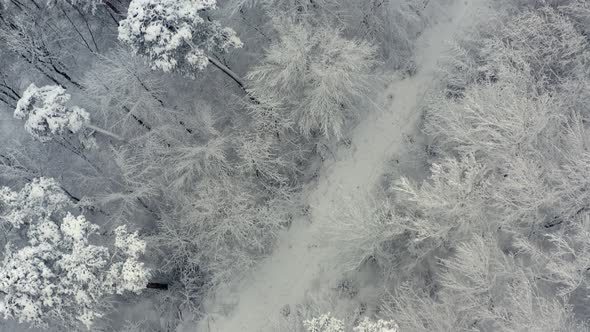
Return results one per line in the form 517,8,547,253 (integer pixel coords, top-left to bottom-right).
195,1,482,331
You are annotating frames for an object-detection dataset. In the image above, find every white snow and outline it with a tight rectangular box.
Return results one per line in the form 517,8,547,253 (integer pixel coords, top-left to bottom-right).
13,84,90,142
195,1,483,331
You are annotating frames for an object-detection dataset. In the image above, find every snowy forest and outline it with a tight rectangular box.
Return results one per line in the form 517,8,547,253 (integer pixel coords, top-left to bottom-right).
1,0,590,331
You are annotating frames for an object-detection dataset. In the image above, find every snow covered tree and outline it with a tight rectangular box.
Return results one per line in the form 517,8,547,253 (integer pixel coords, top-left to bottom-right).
118,0,244,85
14,84,90,143
353,317,399,332
0,177,72,228
485,5,590,89
303,313,345,332
393,153,493,262
319,192,409,272
80,47,166,136
388,233,588,332
247,21,377,139
47,0,105,13
380,4,590,330
0,178,150,330
0,2,91,90
438,3,590,96
304,314,399,332
236,132,291,186
153,176,288,293
14,84,123,143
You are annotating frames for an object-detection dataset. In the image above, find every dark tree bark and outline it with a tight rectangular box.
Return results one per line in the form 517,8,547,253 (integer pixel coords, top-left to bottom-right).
146,282,168,290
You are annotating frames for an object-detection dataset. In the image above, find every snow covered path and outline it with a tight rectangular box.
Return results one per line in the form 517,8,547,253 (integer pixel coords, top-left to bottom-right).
197,1,479,331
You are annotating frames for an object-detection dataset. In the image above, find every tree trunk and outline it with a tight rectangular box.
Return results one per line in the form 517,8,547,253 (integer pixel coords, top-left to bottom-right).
86,124,125,141
146,282,168,290
207,56,246,90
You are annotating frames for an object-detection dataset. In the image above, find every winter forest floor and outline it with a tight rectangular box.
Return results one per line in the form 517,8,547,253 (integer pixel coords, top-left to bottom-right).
197,0,482,330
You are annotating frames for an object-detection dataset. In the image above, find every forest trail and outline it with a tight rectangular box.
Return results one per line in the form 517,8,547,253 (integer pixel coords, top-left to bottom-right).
196,1,479,331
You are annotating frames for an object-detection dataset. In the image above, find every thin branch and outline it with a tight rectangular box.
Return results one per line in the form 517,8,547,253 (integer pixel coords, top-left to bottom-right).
61,6,94,53
86,124,126,141
206,55,245,89
73,4,100,53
